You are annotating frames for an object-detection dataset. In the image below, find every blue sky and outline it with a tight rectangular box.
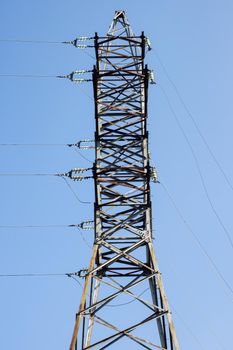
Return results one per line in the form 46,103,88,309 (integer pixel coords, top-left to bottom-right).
0,1,233,349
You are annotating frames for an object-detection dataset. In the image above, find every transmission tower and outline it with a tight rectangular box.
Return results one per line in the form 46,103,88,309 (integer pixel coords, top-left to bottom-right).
70,10,180,350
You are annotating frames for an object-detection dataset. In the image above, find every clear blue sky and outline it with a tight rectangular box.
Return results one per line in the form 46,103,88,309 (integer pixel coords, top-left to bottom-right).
0,1,233,349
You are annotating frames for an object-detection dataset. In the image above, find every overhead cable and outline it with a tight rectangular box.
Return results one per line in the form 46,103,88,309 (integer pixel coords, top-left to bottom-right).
0,221,93,229
0,69,92,83
0,139,95,149
0,270,87,278
61,176,92,205
0,36,94,46
159,84,233,251
153,50,233,193
159,181,233,299
0,168,93,181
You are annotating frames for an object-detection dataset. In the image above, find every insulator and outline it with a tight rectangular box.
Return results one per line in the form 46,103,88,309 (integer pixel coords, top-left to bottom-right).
78,220,94,230
74,44,88,49
73,70,92,74
72,168,91,174
76,37,91,41
57,71,92,83
150,166,158,183
71,176,92,181
75,269,88,278
149,70,156,84
57,167,93,181
73,78,92,84
145,37,152,50
76,139,95,149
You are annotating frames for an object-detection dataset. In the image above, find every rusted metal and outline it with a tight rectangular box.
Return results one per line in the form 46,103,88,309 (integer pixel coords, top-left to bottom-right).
70,10,180,350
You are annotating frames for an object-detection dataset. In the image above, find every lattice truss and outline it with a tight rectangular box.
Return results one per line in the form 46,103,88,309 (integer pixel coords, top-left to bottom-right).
70,11,180,350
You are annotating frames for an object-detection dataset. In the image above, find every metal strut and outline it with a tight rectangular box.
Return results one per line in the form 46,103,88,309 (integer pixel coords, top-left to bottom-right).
70,10,180,350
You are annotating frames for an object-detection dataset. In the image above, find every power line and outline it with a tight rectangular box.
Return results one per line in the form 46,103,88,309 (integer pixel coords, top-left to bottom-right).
153,50,233,193
0,74,57,78
0,270,86,278
61,176,92,204
0,39,63,44
159,181,233,299
0,224,83,229
0,173,54,176
106,288,149,307
170,304,206,350
0,272,72,277
73,147,93,164
0,141,94,149
0,143,67,147
0,170,92,180
158,84,233,251
0,71,92,82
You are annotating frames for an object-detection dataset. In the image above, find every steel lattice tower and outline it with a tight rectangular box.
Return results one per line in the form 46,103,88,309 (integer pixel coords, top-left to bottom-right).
70,11,180,350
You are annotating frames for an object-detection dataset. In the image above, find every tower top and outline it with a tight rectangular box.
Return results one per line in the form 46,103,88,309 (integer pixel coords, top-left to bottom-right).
114,10,126,18
107,10,134,37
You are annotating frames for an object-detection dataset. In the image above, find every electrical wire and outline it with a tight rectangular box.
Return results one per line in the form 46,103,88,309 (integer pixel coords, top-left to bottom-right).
0,224,80,229
76,226,92,249
61,176,92,204
0,143,67,147
0,74,57,78
170,303,206,350
159,181,233,299
73,147,93,164
0,272,73,277
0,173,54,176
81,49,95,60
106,287,149,307
68,274,84,289
0,39,63,44
0,173,92,203
153,50,233,193
158,84,233,251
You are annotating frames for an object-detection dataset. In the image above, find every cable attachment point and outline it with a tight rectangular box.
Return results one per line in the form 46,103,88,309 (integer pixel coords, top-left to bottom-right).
57,70,92,83
149,70,156,84
57,167,93,181
68,139,95,149
63,37,94,48
150,167,159,183
75,269,88,278
145,37,152,51
77,220,94,230
67,269,88,279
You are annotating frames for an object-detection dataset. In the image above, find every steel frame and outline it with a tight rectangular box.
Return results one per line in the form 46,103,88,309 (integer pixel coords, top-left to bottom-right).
70,11,180,350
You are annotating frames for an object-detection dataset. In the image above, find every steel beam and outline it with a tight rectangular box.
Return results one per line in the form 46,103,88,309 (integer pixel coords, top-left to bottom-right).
70,10,180,350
